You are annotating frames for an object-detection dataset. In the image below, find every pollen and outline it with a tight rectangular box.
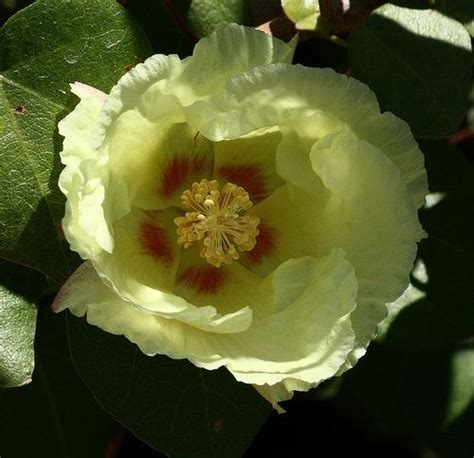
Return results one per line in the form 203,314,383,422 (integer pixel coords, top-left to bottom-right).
174,179,260,267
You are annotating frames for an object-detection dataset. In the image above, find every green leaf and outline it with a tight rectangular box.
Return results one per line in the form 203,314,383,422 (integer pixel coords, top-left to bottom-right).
381,140,474,351
0,0,152,283
187,0,251,37
0,259,43,387
0,307,114,458
67,313,271,458
339,140,474,458
340,344,455,438
339,342,474,458
349,4,472,138
445,346,474,426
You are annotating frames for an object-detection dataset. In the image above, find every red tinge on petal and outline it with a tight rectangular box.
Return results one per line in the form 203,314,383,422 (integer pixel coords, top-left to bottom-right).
217,164,267,202
178,266,227,294
245,223,276,265
160,156,205,198
139,222,173,266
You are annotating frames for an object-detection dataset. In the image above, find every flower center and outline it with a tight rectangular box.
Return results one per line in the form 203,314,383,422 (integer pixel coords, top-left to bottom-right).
174,179,260,268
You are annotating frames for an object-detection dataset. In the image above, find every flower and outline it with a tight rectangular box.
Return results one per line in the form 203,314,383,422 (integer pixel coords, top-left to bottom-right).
53,24,427,411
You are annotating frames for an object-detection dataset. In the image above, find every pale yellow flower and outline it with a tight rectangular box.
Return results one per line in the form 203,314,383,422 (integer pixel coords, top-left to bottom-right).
53,24,427,411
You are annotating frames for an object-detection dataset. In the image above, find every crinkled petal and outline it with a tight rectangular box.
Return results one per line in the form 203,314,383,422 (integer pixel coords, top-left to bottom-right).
52,262,222,358
175,23,297,103
94,25,297,149
359,111,428,208
58,83,112,259
89,26,297,210
185,64,427,209
224,250,356,385
246,127,424,362
60,250,357,400
310,129,424,362
54,261,253,335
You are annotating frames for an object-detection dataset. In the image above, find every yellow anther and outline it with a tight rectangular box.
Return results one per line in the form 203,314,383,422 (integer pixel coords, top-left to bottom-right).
174,179,260,267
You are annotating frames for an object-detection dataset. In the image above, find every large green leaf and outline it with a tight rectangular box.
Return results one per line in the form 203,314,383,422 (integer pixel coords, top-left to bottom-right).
0,259,43,387
339,342,474,458
0,307,114,458
382,140,474,351
349,4,472,138
67,313,271,458
0,0,152,283
339,140,474,458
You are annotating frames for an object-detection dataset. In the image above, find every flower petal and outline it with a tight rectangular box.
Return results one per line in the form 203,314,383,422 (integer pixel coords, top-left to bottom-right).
178,23,297,102
65,250,357,396
58,83,112,259
94,207,181,293
310,129,424,360
253,383,294,413
224,250,356,386
358,111,428,208
106,117,214,210
52,262,222,358
91,26,296,213
173,244,267,316
245,126,424,362
243,183,332,276
212,129,284,203
186,64,427,208
94,25,297,146
55,261,253,336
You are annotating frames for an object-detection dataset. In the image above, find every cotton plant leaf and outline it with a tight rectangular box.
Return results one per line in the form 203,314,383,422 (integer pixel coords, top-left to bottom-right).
0,259,44,387
381,140,474,351
0,308,114,458
339,140,474,458
444,347,474,427
67,313,272,458
349,4,472,138
0,0,151,283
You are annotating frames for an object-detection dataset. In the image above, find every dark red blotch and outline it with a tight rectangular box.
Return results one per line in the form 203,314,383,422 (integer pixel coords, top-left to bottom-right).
245,223,276,265
160,156,205,198
178,266,227,295
139,221,173,267
217,164,267,203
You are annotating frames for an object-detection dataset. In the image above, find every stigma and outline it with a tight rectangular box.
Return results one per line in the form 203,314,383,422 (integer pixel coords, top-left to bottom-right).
174,179,260,267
